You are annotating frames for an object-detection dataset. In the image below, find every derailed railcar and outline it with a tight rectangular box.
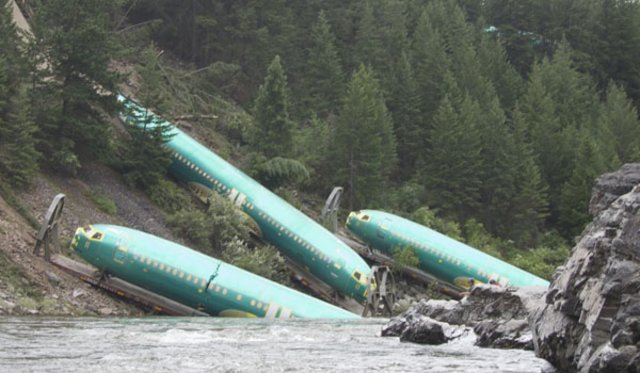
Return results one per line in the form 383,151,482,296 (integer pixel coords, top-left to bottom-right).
117,95,374,304
72,224,359,319
346,210,549,290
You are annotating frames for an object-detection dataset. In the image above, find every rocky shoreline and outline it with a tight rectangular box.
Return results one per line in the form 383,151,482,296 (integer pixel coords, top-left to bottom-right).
382,163,640,372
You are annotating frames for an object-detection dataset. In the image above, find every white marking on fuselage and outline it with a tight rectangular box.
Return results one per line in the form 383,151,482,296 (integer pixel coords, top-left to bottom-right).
265,303,280,319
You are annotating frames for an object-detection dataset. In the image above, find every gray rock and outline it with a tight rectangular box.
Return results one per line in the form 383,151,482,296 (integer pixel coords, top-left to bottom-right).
400,316,448,344
383,285,543,349
99,307,113,316
531,164,640,372
399,316,470,345
381,317,407,337
46,271,61,286
72,289,86,298
474,319,533,350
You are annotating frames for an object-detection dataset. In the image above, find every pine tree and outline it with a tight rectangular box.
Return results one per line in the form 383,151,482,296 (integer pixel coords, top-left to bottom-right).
353,1,383,71
30,0,120,174
118,45,172,190
476,94,517,235
0,2,39,186
506,106,549,246
304,11,344,118
251,55,295,158
477,33,525,110
387,51,422,180
602,83,640,163
558,134,609,238
0,86,40,187
592,0,640,106
411,10,450,152
422,89,483,222
333,65,396,209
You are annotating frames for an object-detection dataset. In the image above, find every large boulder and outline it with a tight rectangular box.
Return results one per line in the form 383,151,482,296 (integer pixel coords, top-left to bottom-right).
382,285,546,349
530,164,640,372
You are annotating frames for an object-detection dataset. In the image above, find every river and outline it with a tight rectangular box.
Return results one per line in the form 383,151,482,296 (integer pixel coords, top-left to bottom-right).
0,317,552,372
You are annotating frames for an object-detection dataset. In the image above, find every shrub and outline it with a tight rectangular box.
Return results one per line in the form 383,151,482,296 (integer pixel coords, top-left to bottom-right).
222,241,291,286
391,246,420,273
88,191,117,215
147,179,192,213
412,207,463,241
167,192,249,255
167,209,211,252
509,245,571,280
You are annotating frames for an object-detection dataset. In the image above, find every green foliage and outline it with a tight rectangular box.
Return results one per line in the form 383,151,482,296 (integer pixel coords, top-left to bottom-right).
461,216,570,280
251,55,294,158
147,179,192,214
387,182,427,214
304,11,344,118
117,113,173,190
558,135,612,238
411,207,463,242
510,245,570,280
505,107,549,247
387,52,422,180
296,114,331,192
411,8,450,141
87,190,117,215
422,92,483,221
117,45,173,190
167,192,250,256
462,218,505,259
0,180,39,229
221,242,291,286
0,85,40,187
0,4,39,187
332,65,396,209
273,187,302,210
31,0,121,171
602,83,640,163
251,156,310,189
391,246,420,273
167,208,211,252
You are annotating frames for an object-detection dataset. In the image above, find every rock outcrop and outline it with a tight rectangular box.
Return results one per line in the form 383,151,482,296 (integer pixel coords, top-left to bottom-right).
382,285,545,349
530,163,640,372
384,164,640,372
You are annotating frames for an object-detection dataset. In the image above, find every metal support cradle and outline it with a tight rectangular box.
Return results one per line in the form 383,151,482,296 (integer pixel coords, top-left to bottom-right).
33,193,65,261
362,265,396,317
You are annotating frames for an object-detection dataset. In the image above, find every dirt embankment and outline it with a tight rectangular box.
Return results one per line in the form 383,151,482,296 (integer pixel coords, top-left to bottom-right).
0,161,183,316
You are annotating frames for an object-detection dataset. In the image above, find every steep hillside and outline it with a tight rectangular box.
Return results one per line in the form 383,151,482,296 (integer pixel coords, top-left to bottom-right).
0,159,191,316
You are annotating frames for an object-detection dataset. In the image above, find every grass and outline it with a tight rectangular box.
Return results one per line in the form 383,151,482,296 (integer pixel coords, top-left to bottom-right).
0,180,40,229
87,190,117,215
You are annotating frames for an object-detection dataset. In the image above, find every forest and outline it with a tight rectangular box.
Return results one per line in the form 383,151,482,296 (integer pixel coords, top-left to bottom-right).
1,0,640,279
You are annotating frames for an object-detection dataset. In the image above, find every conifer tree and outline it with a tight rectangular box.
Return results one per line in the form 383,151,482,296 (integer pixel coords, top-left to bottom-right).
30,0,120,174
476,94,517,235
333,65,396,209
477,33,525,110
251,55,294,158
411,10,450,150
375,0,410,93
602,83,640,163
422,89,483,222
0,86,40,187
353,0,384,70
118,45,172,190
558,134,609,238
519,59,577,221
0,2,39,186
592,0,640,106
304,11,344,118
506,106,549,246
387,51,422,180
